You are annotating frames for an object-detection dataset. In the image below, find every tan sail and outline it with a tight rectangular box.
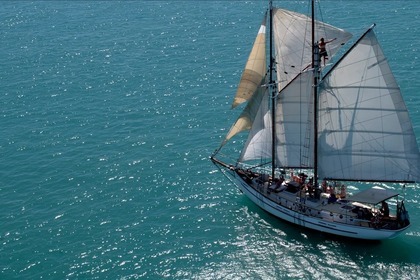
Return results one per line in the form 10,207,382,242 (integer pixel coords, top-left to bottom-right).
222,82,268,147
231,15,267,109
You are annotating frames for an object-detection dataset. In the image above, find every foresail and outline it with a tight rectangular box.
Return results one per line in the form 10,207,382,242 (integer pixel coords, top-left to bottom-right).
275,71,314,168
221,81,269,150
231,14,267,108
272,8,352,90
239,87,272,161
318,29,420,182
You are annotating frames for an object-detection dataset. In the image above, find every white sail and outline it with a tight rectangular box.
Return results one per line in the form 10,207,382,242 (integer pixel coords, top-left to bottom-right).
231,15,267,108
317,29,420,182
239,87,272,161
275,70,314,168
272,8,352,89
222,82,269,149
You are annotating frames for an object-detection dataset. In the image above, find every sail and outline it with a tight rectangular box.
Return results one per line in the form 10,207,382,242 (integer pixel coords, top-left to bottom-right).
231,15,267,108
317,29,420,182
272,8,352,89
239,86,272,161
275,70,314,168
222,81,269,149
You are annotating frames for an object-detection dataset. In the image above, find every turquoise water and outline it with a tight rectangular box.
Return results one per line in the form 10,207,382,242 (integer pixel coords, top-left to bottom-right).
1,1,419,279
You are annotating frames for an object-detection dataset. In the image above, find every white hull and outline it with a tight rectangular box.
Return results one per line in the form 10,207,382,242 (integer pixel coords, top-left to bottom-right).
232,173,408,240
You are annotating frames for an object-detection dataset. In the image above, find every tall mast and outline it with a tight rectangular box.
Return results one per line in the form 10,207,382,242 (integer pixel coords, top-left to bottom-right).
269,0,276,179
312,0,319,184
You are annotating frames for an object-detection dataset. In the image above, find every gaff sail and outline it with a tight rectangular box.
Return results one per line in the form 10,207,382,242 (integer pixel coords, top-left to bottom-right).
273,8,352,90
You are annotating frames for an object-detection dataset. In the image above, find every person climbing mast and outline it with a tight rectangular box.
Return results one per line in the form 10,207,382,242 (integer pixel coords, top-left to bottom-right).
319,37,337,66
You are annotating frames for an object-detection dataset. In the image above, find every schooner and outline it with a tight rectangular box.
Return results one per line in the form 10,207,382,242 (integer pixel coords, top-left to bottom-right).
211,0,418,240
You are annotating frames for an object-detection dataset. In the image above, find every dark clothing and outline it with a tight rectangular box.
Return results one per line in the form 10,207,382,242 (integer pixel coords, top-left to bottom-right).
328,193,337,204
380,202,389,217
319,38,335,65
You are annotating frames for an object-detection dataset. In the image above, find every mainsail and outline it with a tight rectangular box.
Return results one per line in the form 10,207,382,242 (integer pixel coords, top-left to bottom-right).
317,28,420,182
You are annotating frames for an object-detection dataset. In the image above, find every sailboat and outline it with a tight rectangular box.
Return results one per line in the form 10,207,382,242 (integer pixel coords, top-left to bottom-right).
211,0,419,240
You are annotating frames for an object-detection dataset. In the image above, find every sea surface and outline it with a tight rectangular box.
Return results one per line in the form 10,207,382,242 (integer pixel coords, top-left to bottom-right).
1,1,419,279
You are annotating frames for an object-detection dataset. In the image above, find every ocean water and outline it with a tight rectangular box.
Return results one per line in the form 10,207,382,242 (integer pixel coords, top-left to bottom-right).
1,1,419,279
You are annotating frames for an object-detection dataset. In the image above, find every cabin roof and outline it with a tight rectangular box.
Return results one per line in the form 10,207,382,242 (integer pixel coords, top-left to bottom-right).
347,186,400,204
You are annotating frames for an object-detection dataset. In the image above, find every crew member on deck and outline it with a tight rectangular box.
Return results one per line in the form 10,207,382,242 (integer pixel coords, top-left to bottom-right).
340,185,346,199
321,180,327,193
328,192,337,204
380,201,389,217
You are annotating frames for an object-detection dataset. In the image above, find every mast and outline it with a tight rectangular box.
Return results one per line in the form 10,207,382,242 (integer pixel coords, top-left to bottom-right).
269,0,276,179
311,0,319,184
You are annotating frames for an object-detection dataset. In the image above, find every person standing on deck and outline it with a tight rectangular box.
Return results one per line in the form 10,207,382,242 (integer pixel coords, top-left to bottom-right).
380,201,390,217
